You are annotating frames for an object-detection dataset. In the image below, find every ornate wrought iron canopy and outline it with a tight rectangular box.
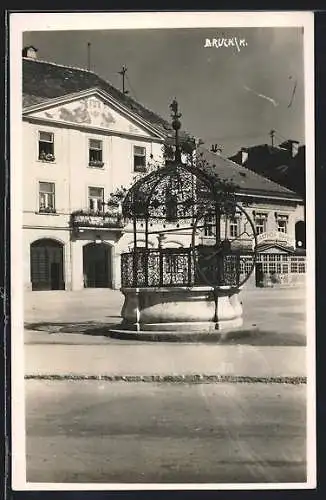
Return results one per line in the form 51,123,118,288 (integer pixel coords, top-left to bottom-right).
121,100,257,289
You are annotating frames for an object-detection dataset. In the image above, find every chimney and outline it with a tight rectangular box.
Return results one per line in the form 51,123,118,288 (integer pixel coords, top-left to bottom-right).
279,140,299,158
22,46,38,60
240,147,249,164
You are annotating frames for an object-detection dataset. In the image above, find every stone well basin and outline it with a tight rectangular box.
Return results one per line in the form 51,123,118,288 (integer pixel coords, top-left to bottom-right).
118,286,243,333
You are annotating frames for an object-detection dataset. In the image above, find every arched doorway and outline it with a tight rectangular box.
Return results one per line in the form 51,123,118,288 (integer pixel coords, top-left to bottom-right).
30,239,65,291
83,243,112,288
295,221,306,249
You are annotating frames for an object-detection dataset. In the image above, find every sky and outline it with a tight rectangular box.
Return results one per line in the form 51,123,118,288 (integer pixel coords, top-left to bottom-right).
23,27,305,157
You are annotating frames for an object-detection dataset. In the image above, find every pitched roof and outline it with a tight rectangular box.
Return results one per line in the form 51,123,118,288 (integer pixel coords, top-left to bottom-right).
198,148,300,200
23,58,301,201
23,57,175,138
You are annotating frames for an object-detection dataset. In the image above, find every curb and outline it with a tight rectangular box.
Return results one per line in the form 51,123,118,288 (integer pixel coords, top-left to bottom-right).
25,374,307,384
107,327,306,344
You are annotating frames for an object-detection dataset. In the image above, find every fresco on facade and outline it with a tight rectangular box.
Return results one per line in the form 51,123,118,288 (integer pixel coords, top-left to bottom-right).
35,95,151,136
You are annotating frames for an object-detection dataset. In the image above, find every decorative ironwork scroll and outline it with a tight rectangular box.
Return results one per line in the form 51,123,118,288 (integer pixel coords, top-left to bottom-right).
120,100,257,289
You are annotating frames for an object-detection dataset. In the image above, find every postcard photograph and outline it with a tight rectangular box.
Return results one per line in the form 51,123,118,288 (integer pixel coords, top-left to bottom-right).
10,11,315,490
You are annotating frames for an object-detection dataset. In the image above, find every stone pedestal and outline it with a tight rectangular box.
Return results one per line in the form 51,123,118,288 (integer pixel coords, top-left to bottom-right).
119,286,243,334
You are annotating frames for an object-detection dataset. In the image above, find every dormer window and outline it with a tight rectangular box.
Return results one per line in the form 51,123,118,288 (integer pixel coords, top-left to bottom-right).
89,139,104,168
133,146,146,173
38,131,55,162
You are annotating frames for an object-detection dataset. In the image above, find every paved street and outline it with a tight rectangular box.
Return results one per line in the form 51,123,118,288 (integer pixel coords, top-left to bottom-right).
23,285,308,380
24,285,307,345
26,380,306,484
23,286,309,486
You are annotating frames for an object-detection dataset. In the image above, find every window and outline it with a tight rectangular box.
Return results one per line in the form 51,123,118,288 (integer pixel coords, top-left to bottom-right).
289,257,306,274
88,187,104,212
89,139,104,167
133,146,146,172
269,263,276,273
277,215,288,233
39,182,55,213
291,261,298,273
204,215,214,237
298,262,306,273
38,131,55,162
240,256,253,274
229,218,239,238
255,213,267,235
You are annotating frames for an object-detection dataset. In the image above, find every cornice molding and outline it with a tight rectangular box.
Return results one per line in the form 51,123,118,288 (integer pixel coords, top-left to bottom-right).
23,87,168,141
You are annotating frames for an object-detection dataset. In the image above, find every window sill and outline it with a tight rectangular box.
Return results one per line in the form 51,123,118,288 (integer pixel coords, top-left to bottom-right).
88,163,105,169
37,159,56,165
133,167,147,174
35,211,59,216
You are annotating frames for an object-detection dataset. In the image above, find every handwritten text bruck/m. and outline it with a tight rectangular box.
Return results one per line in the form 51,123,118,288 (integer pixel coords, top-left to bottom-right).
204,37,248,51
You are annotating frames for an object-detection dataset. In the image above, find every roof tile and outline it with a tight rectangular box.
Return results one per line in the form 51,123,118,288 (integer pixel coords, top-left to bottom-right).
23,58,300,200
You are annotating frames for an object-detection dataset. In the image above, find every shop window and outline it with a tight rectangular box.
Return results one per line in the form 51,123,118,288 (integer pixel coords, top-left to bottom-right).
269,263,276,273
298,262,306,273
240,256,253,274
291,262,298,273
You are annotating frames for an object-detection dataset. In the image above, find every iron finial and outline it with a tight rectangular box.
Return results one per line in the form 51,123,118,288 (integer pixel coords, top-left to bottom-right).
169,99,182,162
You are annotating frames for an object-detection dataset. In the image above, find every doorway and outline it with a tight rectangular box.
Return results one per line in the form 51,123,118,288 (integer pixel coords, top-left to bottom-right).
30,239,65,291
295,221,306,249
255,262,264,287
83,243,112,288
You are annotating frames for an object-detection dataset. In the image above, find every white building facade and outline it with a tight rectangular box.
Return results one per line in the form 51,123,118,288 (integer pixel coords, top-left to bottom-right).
23,87,169,291
22,54,306,291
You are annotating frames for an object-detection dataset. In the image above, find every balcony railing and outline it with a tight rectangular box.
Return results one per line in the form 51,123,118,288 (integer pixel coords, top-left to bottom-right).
70,209,125,230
